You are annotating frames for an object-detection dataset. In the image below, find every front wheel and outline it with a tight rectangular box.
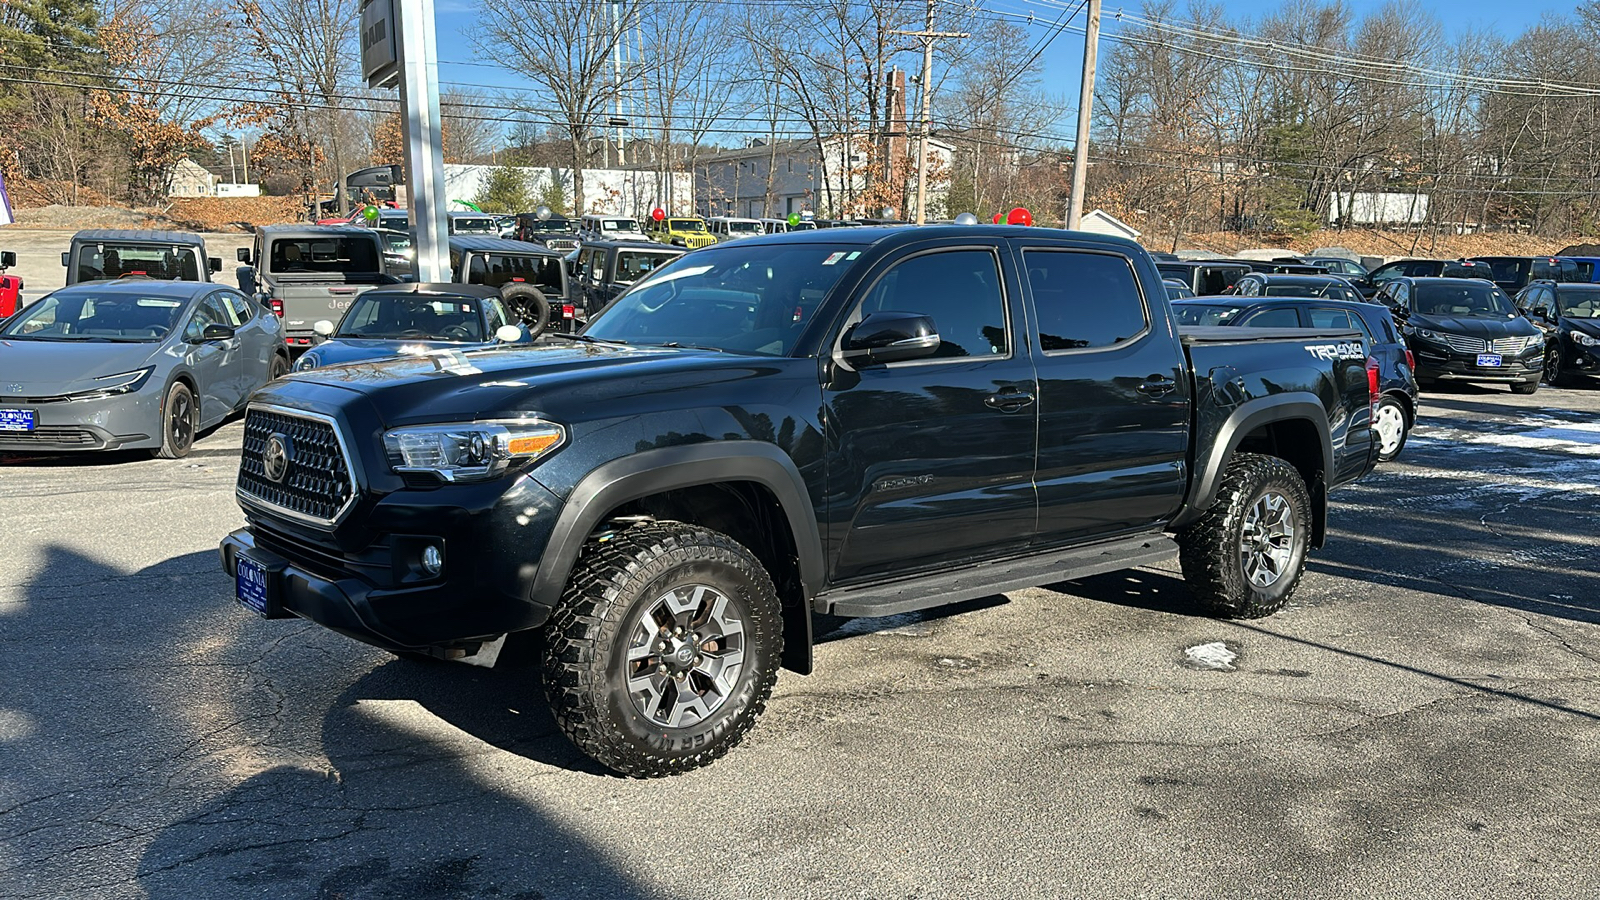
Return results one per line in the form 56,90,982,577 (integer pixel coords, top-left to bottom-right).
542,522,782,777
1543,347,1574,387
1178,453,1311,619
154,381,196,459
1372,396,1410,462
1510,379,1540,395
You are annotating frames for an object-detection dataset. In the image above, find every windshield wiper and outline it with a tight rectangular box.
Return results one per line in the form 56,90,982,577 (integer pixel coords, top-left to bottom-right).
542,332,628,345
654,341,730,353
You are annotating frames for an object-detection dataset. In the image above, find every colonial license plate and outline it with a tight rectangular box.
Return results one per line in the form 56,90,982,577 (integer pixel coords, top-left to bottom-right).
1477,353,1503,368
235,554,274,617
0,408,35,432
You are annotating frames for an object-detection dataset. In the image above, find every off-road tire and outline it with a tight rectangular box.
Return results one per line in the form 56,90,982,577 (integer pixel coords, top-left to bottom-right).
154,381,196,459
1510,379,1540,395
500,283,551,337
541,521,782,777
1178,453,1311,619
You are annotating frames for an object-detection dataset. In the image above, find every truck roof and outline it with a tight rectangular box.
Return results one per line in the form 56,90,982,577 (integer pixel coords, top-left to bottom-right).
72,229,207,247
257,224,379,237
448,235,561,257
729,224,1146,254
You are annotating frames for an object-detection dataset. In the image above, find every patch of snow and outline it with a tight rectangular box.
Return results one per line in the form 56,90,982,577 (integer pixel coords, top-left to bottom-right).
1183,642,1237,671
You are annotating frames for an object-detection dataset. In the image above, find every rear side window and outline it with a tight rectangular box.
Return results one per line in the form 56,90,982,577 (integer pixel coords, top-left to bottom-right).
1308,307,1354,329
1023,250,1148,351
1198,266,1246,295
1239,307,1300,327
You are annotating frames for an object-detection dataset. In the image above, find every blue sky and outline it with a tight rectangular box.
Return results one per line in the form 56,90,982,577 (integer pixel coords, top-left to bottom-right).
427,0,1587,147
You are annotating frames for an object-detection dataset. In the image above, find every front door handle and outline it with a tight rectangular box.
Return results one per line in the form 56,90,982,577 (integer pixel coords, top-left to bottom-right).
1137,376,1176,397
985,389,1036,411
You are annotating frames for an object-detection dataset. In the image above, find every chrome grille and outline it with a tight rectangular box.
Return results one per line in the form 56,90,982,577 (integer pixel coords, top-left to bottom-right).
237,406,356,528
1490,336,1528,354
543,238,578,252
1439,333,1488,354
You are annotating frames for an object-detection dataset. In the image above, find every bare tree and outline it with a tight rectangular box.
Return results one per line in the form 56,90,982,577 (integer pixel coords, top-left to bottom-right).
477,0,642,213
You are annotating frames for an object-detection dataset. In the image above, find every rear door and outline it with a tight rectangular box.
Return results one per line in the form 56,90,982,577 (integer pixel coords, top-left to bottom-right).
823,242,1038,581
1021,245,1191,544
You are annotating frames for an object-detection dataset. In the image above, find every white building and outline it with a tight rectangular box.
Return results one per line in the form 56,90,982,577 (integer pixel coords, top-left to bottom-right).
694,136,954,220
1077,209,1141,241
440,165,693,218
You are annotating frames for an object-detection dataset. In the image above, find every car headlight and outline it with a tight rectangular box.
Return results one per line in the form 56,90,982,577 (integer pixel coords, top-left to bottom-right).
1573,331,1600,347
383,418,565,483
1523,334,1545,351
1413,328,1441,341
295,353,320,371
66,367,153,400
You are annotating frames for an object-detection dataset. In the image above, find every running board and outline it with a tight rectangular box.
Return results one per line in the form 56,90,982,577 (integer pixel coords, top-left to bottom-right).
816,534,1178,618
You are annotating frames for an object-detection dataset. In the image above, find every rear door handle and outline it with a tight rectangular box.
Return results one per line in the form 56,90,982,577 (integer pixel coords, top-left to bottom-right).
1137,376,1176,397
985,389,1036,411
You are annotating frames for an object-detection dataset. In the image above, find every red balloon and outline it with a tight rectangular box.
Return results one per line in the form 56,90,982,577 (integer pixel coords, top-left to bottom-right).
651,207,665,222
1006,207,1032,226
991,212,1003,224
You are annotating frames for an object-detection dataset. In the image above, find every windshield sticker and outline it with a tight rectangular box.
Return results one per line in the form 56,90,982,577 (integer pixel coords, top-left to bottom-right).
1304,342,1365,361
822,252,846,266
846,251,861,260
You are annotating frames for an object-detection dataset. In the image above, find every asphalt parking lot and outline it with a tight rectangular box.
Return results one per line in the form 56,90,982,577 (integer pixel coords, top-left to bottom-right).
2,384,1598,900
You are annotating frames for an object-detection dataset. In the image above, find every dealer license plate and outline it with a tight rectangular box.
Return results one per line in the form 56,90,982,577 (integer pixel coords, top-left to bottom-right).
235,555,273,617
1477,353,1503,368
0,408,35,432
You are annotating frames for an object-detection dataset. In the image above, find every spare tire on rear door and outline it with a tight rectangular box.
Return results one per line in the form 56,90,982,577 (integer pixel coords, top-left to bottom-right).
500,283,550,338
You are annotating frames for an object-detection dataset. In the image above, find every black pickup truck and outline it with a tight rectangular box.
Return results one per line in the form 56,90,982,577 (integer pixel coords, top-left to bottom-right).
220,226,1379,777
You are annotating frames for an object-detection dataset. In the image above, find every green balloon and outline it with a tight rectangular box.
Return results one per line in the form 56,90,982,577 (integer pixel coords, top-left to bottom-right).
362,205,379,222
787,213,800,226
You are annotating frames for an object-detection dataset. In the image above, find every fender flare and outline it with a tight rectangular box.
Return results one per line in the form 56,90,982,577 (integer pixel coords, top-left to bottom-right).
529,442,825,611
1173,393,1333,535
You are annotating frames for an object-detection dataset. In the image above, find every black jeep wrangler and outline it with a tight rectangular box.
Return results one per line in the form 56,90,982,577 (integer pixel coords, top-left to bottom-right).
222,226,1379,777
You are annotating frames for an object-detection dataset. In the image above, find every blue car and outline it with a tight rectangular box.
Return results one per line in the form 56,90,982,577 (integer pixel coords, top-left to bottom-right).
295,283,528,371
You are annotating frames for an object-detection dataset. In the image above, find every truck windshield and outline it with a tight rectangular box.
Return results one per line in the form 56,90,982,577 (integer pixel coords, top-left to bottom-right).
451,217,498,234
615,249,682,285
603,219,642,234
73,244,200,282
728,221,763,235
2,291,188,341
668,219,706,232
268,237,381,274
335,293,483,341
584,243,857,355
463,253,563,294
524,219,570,233
1414,281,1516,318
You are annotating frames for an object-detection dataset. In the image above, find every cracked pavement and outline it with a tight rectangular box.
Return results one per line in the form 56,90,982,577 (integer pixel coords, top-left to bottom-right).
1,384,1598,899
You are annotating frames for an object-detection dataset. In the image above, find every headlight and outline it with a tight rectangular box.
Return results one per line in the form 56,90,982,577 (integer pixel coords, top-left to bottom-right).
1523,334,1545,351
66,367,153,400
1573,331,1600,347
1413,329,1441,341
383,418,565,483
294,353,320,371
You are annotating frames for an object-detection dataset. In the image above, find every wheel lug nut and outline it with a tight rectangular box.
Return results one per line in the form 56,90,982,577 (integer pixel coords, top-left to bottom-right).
656,664,667,674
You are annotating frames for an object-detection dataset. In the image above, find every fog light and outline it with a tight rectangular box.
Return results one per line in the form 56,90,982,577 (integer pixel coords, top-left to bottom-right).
421,545,443,576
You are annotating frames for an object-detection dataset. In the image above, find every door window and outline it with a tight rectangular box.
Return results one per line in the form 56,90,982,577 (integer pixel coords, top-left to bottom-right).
184,295,232,341
857,249,1008,358
1022,249,1148,352
1239,307,1301,327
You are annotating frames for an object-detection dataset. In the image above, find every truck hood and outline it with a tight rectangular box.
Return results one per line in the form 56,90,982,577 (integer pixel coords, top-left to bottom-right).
283,340,775,426
0,339,161,397
1408,312,1539,338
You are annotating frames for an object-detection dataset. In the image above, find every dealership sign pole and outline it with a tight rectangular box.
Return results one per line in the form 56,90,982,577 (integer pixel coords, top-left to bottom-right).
362,0,450,282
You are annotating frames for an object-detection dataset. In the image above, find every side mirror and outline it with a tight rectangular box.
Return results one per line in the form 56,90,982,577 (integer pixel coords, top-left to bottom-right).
61,251,70,267
236,248,251,263
0,251,14,269
495,324,524,343
197,323,235,342
312,320,335,337
209,256,223,273
840,311,940,365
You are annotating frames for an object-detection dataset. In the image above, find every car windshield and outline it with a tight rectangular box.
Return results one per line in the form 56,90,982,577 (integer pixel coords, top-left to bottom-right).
72,243,201,282
1171,303,1245,326
335,293,483,341
1,291,189,341
668,219,706,232
452,217,498,234
525,219,569,233
1414,281,1516,318
377,214,409,230
461,252,563,294
268,237,381,274
615,249,682,285
728,221,763,235
602,219,642,234
789,221,817,231
584,243,858,355
1555,288,1600,318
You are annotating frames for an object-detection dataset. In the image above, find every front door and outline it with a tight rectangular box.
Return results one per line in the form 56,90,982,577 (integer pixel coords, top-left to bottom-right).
1019,246,1191,543
181,294,244,422
824,245,1038,583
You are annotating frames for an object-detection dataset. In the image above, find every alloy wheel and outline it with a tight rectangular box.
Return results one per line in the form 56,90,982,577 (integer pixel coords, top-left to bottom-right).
1239,491,1295,588
625,583,747,729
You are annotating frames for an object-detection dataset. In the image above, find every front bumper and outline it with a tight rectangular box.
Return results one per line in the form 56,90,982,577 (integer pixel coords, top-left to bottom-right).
1560,339,1600,377
220,471,566,653
1413,345,1541,383
0,391,160,451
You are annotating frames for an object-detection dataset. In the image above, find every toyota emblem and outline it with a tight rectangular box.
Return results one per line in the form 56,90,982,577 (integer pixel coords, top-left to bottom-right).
262,433,293,483
4,383,20,394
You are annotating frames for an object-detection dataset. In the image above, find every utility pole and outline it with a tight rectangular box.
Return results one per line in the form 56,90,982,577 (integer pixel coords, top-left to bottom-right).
612,0,626,166
1066,0,1101,230
894,1,965,225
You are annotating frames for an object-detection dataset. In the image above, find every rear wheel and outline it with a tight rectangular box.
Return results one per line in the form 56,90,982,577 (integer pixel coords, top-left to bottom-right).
1372,396,1410,462
154,381,196,459
1178,453,1311,619
1543,347,1574,387
268,354,289,383
500,283,551,337
542,522,781,777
